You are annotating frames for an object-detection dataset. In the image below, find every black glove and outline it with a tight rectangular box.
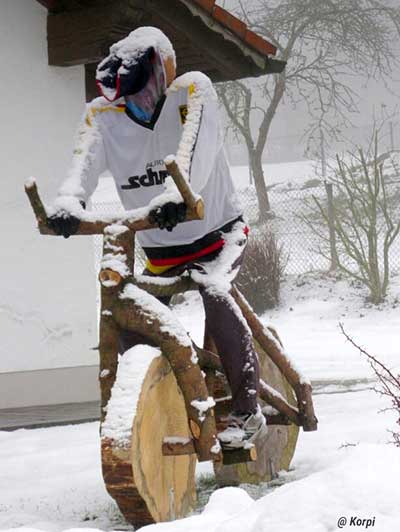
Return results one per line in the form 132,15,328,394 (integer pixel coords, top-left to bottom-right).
47,201,85,239
149,202,187,232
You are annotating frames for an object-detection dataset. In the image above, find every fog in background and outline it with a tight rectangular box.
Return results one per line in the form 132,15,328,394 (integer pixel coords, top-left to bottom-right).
219,0,400,165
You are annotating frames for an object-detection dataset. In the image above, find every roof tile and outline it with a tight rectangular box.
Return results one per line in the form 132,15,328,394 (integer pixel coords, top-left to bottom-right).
191,0,215,13
244,29,277,56
189,0,277,57
212,5,247,39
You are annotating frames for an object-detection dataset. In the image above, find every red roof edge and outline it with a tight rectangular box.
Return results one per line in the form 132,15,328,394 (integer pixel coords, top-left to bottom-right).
191,0,277,57
191,0,215,13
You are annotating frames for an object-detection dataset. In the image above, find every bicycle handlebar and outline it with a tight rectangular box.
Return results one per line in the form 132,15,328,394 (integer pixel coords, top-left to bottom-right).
25,158,204,236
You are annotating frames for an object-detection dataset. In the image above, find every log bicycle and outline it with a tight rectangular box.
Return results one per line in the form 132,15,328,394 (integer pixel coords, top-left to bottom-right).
25,159,317,529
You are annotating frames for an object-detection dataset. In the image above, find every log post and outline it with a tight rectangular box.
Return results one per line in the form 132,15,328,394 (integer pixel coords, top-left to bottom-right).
258,380,301,426
195,338,302,426
101,438,154,527
165,158,204,220
222,446,257,466
266,414,291,426
134,275,198,298
231,287,318,431
98,225,134,416
111,282,221,463
25,179,47,224
134,277,314,430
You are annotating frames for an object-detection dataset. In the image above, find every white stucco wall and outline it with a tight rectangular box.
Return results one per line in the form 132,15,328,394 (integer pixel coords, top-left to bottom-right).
0,1,99,381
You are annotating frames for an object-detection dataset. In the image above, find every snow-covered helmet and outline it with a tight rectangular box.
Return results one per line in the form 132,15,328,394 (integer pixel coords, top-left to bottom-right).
96,27,176,102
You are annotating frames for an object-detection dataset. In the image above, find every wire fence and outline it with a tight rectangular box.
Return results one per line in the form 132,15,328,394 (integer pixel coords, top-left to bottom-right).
92,168,400,281
239,179,400,276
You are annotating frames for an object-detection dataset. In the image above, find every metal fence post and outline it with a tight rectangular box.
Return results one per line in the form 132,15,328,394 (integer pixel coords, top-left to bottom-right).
325,182,339,271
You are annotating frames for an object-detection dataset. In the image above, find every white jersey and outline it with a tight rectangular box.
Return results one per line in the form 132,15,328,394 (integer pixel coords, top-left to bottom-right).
58,72,242,249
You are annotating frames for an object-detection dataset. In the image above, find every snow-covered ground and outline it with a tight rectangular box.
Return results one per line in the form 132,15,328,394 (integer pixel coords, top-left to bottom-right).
0,388,397,531
3,159,400,530
176,272,400,383
1,273,399,532
230,160,317,191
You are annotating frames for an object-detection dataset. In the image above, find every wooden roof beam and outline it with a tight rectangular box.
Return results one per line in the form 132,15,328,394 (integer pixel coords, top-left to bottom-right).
47,0,285,85
47,2,147,66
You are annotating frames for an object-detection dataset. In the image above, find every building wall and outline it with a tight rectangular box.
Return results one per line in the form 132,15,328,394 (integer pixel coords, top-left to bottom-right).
1,0,100,407
0,366,99,409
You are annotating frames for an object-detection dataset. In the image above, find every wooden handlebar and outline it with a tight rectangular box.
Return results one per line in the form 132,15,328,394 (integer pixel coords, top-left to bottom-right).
25,159,204,235
164,159,204,219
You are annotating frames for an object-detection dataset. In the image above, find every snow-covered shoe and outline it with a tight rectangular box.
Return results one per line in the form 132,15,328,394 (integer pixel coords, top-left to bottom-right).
218,407,267,450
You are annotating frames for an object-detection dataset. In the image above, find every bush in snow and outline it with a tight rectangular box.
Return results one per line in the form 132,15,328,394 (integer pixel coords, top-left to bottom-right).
303,134,400,304
236,227,286,313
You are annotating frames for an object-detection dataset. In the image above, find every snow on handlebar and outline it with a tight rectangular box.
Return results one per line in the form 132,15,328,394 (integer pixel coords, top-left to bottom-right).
25,157,204,236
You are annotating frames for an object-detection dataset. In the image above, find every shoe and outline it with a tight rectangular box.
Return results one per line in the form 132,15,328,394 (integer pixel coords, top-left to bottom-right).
218,406,267,450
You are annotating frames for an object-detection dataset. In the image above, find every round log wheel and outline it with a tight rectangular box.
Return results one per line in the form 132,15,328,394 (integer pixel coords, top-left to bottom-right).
101,350,197,528
214,337,299,487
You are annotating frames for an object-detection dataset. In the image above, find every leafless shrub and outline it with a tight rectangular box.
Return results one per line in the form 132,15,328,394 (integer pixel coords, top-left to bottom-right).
219,0,400,219
341,324,400,447
236,228,286,313
302,135,400,304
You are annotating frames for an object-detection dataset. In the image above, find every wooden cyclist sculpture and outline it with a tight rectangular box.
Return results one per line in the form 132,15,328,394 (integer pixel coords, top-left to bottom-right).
26,27,317,529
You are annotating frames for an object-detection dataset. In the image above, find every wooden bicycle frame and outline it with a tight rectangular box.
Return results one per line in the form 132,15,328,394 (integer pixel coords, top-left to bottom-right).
25,159,317,458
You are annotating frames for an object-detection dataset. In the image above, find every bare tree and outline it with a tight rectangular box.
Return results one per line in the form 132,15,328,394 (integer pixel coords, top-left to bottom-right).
218,0,400,221
305,134,400,304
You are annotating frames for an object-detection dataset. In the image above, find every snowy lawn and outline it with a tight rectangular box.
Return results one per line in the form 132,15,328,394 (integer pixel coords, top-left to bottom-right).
176,272,400,383
0,389,397,532
263,272,400,382
1,274,399,532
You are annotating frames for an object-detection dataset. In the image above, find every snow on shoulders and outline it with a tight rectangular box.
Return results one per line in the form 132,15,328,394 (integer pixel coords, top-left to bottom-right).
169,71,217,101
171,72,217,182
86,95,114,110
85,96,126,120
101,345,161,446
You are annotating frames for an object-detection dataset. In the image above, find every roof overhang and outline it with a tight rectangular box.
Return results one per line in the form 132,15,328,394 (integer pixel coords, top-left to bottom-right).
37,0,285,82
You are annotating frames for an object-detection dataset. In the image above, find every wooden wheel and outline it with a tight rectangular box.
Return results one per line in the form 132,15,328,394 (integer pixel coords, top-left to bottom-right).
213,337,299,486
101,348,197,528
